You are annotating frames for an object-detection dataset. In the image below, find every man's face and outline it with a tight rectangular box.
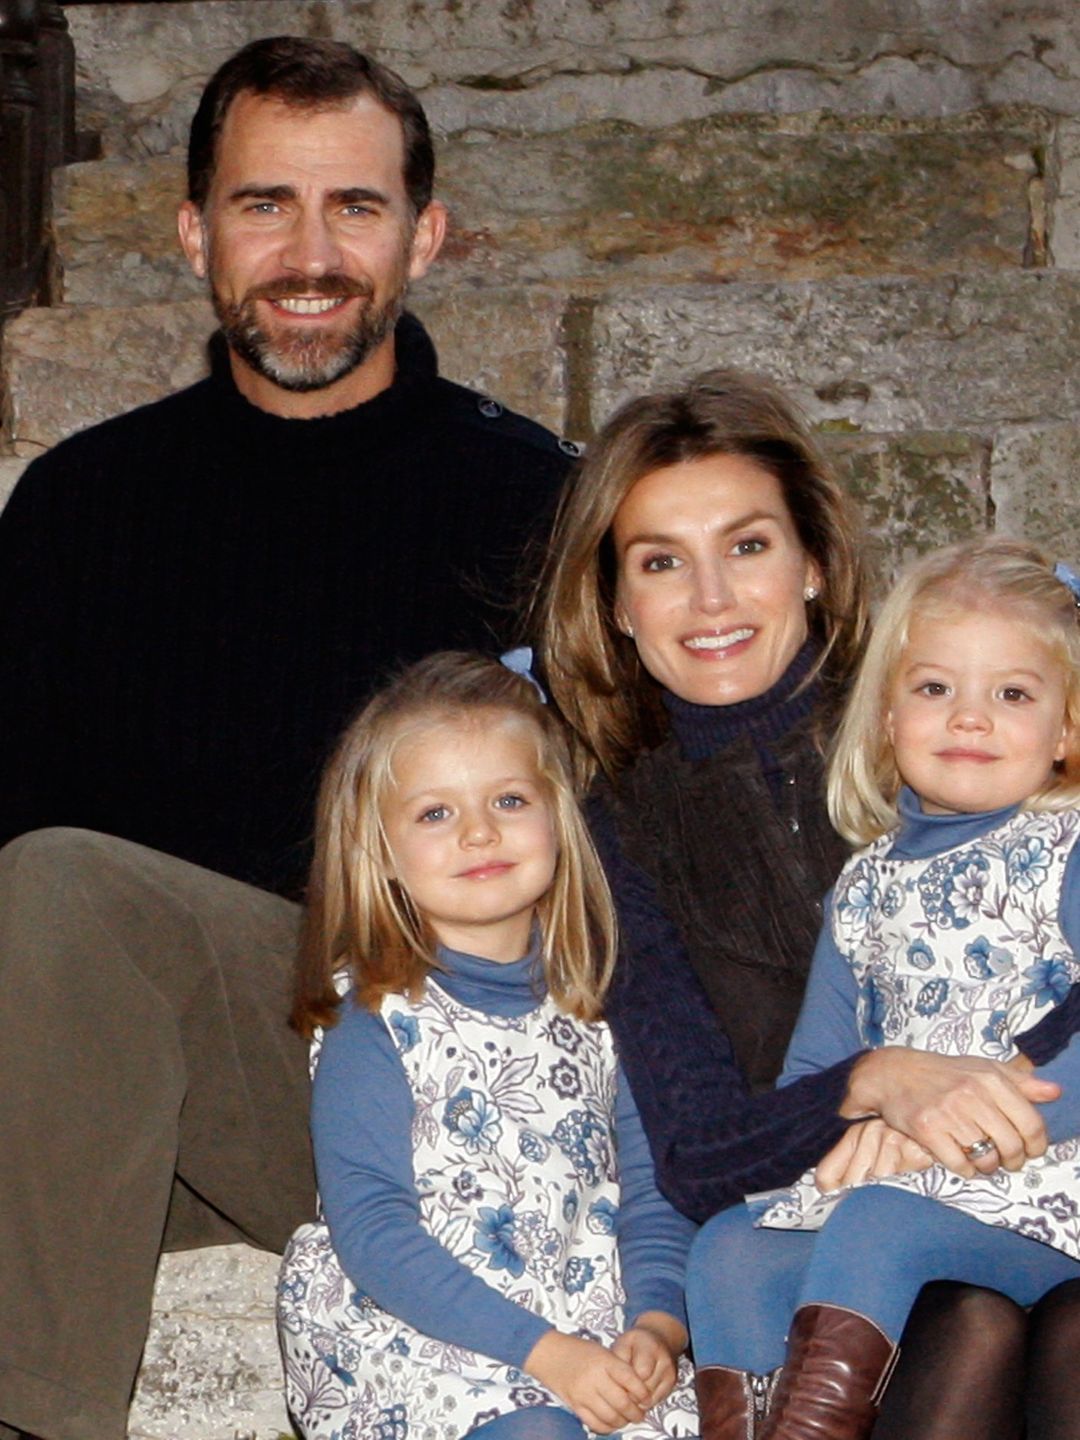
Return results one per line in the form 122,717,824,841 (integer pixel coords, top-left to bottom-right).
178,90,443,413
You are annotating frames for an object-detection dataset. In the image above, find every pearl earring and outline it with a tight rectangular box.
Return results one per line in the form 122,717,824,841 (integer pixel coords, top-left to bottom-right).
804,586,819,602
624,624,635,639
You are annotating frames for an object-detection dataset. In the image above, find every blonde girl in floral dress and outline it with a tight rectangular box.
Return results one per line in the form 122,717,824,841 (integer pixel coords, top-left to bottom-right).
687,539,1080,1440
278,652,698,1440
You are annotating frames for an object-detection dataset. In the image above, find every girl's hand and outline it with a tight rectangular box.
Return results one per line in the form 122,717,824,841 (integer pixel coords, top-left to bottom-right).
611,1311,687,1408
525,1329,654,1433
814,1117,933,1193
842,1047,1060,1177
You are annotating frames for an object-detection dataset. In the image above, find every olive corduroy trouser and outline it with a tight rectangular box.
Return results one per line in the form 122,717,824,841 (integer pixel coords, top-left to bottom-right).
0,827,314,1440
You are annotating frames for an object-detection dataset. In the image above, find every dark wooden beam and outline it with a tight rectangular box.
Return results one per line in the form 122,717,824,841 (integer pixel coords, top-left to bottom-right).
0,0,76,325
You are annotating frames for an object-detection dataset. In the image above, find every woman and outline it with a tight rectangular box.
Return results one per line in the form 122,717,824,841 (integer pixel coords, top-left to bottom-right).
537,369,1080,1439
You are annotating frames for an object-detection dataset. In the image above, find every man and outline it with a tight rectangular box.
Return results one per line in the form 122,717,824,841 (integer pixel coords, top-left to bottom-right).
0,37,569,1440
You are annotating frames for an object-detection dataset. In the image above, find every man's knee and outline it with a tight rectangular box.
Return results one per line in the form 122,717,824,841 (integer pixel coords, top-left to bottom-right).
0,828,164,942
0,825,138,889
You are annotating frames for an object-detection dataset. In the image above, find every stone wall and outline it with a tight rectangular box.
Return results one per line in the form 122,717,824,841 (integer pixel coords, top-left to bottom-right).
3,3,1080,1435
4,0,1080,577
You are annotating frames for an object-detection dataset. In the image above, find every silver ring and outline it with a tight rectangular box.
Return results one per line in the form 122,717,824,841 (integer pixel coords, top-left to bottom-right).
962,1137,996,1161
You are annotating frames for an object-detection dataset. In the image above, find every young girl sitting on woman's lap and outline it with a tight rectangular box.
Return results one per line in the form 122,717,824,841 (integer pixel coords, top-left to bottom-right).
277,651,698,1440
688,538,1080,1440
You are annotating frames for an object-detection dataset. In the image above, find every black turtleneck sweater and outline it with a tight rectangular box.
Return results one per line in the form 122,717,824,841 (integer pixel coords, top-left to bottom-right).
590,646,1080,1224
0,317,568,896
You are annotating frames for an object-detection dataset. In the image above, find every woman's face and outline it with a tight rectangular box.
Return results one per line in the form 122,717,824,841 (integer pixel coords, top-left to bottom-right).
612,454,821,707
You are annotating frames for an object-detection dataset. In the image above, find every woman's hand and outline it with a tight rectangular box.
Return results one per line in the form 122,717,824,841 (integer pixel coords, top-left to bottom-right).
814,1117,933,1192
842,1047,1061,1177
525,1330,654,1433
611,1311,687,1410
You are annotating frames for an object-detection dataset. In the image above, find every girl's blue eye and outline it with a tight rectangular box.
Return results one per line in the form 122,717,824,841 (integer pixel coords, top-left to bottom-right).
420,805,449,822
495,793,526,810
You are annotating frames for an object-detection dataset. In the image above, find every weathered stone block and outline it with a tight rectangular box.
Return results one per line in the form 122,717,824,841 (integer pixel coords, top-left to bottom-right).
990,422,1080,560
129,1244,289,1440
587,272,1080,435
2,300,214,453
65,0,1080,156
53,114,1042,308
0,457,28,513
435,116,1041,288
1051,118,1080,269
55,157,201,306
823,431,990,592
2,292,568,453
411,288,569,436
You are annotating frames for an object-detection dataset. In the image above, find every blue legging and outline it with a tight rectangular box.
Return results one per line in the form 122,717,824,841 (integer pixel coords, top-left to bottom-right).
688,1187,1080,1372
467,1407,586,1438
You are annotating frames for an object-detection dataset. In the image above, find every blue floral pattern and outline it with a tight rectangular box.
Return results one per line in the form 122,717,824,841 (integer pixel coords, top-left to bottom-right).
279,979,697,1438
474,1204,526,1276
443,1087,502,1155
388,1011,420,1054
755,808,1080,1258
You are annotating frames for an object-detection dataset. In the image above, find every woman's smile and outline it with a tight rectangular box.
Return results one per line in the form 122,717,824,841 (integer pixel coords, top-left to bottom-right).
613,454,819,706
681,625,757,656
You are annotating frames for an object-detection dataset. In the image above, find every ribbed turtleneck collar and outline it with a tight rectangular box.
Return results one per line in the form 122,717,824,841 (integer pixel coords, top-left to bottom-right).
661,639,821,764
205,311,439,456
432,932,548,1018
889,785,1020,859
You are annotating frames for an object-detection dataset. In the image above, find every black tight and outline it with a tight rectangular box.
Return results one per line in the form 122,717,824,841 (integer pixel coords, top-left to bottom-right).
1027,1278,1080,1440
874,1282,1026,1440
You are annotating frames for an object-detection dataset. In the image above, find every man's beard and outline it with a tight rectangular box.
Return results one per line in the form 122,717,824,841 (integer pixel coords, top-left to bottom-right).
211,272,408,394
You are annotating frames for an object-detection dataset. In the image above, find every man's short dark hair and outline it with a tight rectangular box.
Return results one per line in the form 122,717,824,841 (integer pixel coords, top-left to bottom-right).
187,35,435,218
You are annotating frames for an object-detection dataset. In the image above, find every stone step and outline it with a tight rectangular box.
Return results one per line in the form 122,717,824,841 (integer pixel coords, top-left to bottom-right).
130,1245,288,1440
66,0,1080,158
14,267,1076,460
587,269,1080,434
6,274,1080,569
54,112,1045,308
579,268,1080,563
0,288,569,457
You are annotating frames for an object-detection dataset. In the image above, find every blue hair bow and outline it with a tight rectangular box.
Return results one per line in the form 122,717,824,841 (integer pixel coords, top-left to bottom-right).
500,646,548,703
1054,562,1080,606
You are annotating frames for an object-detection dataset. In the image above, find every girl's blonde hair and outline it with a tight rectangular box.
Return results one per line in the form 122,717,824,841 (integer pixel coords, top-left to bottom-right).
536,368,869,779
830,536,1080,844
292,651,617,1036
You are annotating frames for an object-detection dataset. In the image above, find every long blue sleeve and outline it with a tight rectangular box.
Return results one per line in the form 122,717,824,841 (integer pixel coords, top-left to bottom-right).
778,896,862,1086
614,1065,696,1330
1028,841,1080,1140
311,999,550,1370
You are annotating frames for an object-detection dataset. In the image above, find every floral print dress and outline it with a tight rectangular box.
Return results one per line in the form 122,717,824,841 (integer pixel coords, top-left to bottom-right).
754,807,1080,1256
278,977,698,1439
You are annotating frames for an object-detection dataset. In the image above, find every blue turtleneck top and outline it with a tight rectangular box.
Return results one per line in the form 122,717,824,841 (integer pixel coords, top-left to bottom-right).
311,940,695,1374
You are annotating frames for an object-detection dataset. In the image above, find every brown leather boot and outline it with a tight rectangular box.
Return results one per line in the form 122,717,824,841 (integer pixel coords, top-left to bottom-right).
759,1304,899,1440
696,1364,778,1440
